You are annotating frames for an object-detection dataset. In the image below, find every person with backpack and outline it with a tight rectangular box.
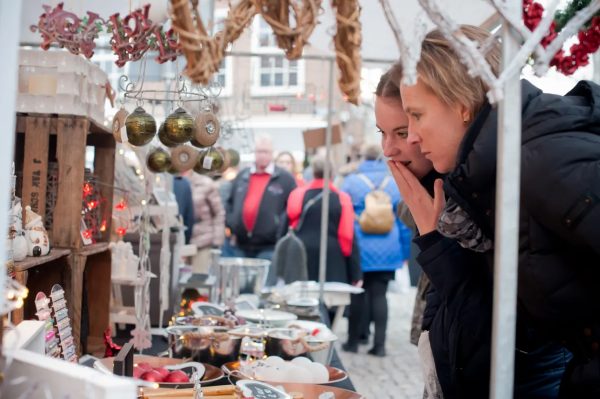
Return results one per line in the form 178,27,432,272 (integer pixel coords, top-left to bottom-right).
393,25,600,396
340,144,412,357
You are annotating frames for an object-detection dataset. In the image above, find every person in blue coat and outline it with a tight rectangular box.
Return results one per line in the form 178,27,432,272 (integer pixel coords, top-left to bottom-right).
340,144,412,356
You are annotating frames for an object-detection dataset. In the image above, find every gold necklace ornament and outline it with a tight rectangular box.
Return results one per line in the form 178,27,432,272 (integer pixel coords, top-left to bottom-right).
125,106,157,146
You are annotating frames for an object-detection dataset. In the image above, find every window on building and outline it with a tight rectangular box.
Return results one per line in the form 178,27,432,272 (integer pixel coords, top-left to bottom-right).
213,8,233,96
250,16,304,96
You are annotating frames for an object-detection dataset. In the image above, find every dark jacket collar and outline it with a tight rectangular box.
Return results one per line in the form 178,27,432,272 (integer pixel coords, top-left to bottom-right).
445,79,600,237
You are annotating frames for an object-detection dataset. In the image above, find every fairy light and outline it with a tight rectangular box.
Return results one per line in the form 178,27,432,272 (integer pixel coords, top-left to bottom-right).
141,199,147,205
115,199,128,211
82,182,93,197
135,168,142,175
118,149,125,155
139,175,145,180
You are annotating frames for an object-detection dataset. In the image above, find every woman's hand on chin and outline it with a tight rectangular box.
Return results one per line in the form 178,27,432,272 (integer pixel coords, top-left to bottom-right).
387,160,445,235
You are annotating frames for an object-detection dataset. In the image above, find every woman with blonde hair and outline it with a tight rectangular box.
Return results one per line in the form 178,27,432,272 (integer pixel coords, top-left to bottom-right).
275,150,304,186
392,25,600,397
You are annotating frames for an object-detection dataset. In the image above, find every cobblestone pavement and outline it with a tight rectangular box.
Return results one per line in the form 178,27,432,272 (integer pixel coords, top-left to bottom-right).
333,286,424,399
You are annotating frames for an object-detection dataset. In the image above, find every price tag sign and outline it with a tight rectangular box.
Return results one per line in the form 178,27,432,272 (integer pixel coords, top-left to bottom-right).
191,302,224,316
202,155,214,170
236,381,291,399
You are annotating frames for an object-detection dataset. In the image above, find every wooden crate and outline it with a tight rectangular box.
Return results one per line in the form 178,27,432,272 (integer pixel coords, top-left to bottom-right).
13,113,116,355
15,113,115,247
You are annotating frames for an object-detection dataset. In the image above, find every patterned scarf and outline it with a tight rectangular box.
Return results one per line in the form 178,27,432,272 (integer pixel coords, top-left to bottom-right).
437,197,493,252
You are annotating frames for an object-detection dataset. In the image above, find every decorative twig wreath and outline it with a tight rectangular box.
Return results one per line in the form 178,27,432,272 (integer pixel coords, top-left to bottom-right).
169,0,362,104
252,0,323,60
331,0,362,105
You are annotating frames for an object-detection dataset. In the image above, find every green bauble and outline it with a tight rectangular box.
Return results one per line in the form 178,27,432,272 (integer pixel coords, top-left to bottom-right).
146,148,172,173
227,149,240,167
125,106,156,146
158,123,179,147
164,107,195,144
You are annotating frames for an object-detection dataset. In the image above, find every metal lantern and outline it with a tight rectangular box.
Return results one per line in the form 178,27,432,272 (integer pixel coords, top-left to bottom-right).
158,122,179,147
125,106,157,146
191,111,220,148
164,107,195,144
146,147,172,173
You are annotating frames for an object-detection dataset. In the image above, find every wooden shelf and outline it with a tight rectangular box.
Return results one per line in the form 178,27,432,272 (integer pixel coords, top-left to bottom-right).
74,242,110,257
13,248,71,273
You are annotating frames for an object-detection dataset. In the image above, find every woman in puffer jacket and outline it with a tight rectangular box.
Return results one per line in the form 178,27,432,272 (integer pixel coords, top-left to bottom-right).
188,173,226,272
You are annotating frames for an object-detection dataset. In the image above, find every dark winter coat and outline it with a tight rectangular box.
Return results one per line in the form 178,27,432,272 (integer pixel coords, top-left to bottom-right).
411,168,495,399
443,80,600,395
286,179,362,284
225,166,296,250
417,232,493,399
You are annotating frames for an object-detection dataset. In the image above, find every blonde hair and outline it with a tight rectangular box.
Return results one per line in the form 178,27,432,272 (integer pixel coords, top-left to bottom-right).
417,25,501,120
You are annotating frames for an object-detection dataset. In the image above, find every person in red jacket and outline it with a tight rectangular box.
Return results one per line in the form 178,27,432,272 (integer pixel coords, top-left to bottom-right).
285,155,362,286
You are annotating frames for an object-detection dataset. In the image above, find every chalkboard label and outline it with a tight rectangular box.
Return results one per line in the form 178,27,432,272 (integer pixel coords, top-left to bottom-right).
236,380,291,399
191,302,224,316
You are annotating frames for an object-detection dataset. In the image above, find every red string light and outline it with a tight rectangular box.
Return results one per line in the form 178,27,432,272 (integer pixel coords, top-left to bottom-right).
115,199,128,211
82,183,93,197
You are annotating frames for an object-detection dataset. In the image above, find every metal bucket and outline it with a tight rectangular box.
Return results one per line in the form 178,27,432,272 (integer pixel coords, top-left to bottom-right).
166,325,242,367
216,257,270,304
265,328,337,365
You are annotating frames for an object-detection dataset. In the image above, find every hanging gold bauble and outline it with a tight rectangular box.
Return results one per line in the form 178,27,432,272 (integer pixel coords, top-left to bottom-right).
167,163,179,175
194,148,224,174
146,148,172,173
125,106,157,146
191,111,220,148
158,122,179,147
164,107,195,144
215,146,230,173
170,145,199,172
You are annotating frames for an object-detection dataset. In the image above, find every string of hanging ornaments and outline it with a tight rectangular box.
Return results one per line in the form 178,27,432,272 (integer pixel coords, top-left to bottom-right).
30,1,362,104
112,57,240,177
